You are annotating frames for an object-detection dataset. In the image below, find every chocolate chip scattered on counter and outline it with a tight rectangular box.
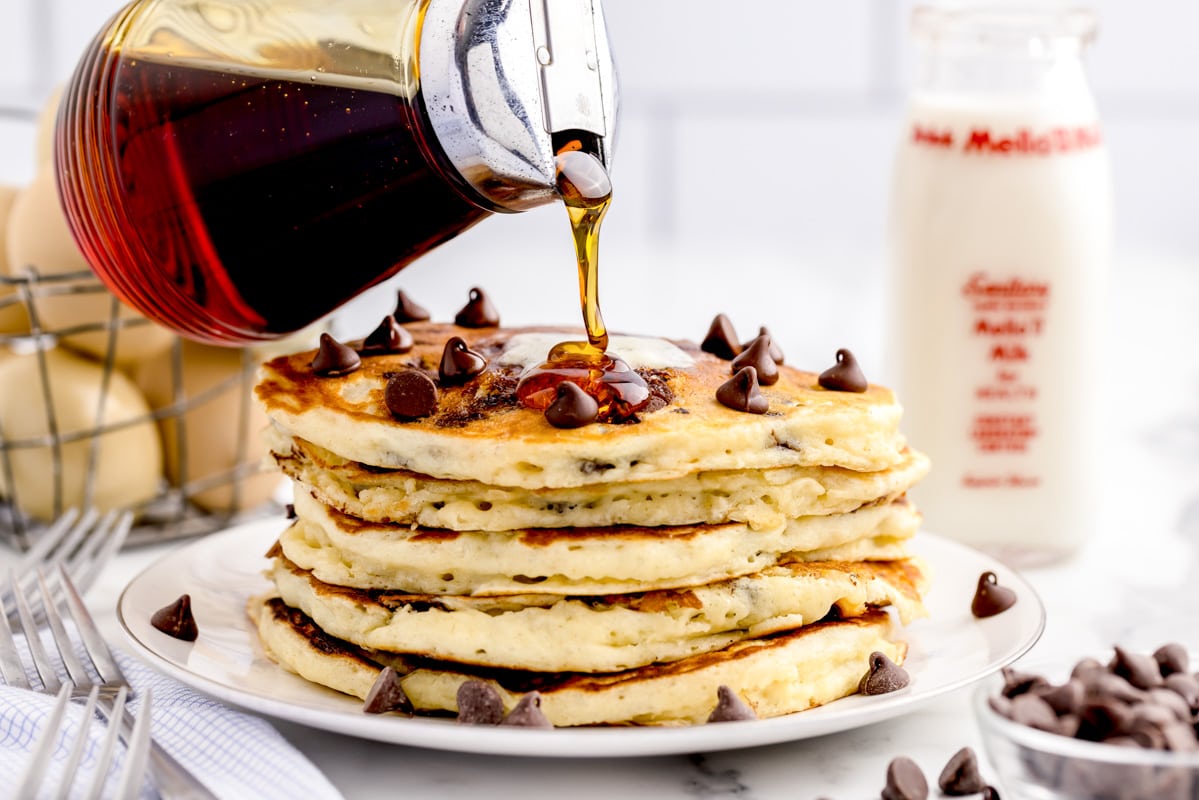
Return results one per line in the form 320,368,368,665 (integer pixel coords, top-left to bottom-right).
882,756,928,800
971,571,1017,618
454,287,500,328
150,594,198,641
859,651,910,695
745,326,784,364
817,348,868,393
545,381,599,429
500,692,553,728
363,666,413,715
1154,643,1189,677
700,313,741,360
456,680,504,725
439,336,488,384
707,686,758,722
311,333,361,376
716,366,768,414
385,369,439,419
393,289,431,323
1112,645,1165,690
730,335,780,386
360,315,415,354
937,747,986,796
284,503,296,519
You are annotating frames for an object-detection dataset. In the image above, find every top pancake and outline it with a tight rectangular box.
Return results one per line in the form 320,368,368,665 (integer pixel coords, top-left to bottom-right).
256,323,909,489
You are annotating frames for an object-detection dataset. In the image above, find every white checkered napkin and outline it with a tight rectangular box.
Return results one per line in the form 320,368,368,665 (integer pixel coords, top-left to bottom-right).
0,650,343,800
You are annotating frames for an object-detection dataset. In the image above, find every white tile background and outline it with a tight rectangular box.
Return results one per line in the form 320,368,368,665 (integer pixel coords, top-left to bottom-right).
0,0,1194,371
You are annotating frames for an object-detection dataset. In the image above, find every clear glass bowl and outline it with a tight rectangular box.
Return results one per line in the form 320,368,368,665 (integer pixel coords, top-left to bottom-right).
974,675,1199,800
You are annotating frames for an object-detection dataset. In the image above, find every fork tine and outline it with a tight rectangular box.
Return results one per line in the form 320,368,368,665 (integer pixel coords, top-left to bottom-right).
0,579,31,689
14,682,74,799
56,564,124,685
25,508,100,578
13,508,81,575
84,686,128,800
60,684,101,792
70,510,134,595
8,570,61,693
34,569,92,687
114,687,153,800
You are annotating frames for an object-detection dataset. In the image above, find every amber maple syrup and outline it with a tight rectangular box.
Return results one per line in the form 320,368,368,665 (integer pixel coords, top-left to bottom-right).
516,143,650,421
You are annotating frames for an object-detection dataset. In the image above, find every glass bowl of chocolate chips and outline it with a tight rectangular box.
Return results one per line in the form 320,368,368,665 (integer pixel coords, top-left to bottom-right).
974,644,1199,800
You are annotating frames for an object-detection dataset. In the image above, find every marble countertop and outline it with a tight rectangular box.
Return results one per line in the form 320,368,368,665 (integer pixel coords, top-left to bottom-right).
9,255,1199,798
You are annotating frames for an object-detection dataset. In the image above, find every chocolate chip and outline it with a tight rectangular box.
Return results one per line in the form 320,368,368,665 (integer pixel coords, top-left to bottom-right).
1010,694,1060,732
1083,671,1146,704
971,571,1016,618
385,370,439,419
1148,687,1193,721
1112,646,1165,689
1071,657,1105,680
700,313,741,360
363,666,413,715
882,756,928,800
544,381,599,429
1036,678,1084,715
284,503,296,519
1001,667,1049,698
745,326,784,364
1155,643,1190,677
730,335,780,386
311,333,361,376
1078,699,1134,740
938,747,985,796
707,685,757,722
817,348,868,393
393,289,431,323
150,594,198,641
500,692,553,728
456,680,504,725
1164,673,1199,709
454,287,499,328
1056,713,1081,738
360,315,414,354
439,336,487,384
716,366,768,414
859,651,910,695
980,787,1000,800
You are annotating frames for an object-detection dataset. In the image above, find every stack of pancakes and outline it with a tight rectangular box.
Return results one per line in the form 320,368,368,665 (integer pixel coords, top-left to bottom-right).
251,322,930,726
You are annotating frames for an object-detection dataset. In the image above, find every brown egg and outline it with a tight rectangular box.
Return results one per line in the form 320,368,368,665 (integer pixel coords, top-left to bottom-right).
0,184,30,334
5,170,174,366
35,86,64,166
0,349,162,521
134,340,281,514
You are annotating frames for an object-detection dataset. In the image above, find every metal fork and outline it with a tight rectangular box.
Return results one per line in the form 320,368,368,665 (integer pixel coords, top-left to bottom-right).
1,565,217,799
15,682,153,799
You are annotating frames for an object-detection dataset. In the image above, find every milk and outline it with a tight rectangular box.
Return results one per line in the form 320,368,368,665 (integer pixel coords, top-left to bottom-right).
889,35,1112,564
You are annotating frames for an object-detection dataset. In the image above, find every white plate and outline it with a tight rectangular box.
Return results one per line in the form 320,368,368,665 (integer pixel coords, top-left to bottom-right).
118,520,1044,757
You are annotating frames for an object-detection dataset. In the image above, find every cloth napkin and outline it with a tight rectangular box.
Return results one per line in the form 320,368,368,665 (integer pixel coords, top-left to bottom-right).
0,648,343,800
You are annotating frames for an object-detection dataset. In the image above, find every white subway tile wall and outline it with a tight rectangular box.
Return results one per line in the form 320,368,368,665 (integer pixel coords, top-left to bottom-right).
0,1,1193,360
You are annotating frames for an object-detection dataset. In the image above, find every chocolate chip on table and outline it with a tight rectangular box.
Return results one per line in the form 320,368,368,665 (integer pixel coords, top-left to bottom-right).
363,666,413,715
439,336,488,384
311,333,361,376
700,313,741,360
938,747,986,796
544,381,599,429
859,651,910,695
360,314,415,354
971,571,1017,618
393,289,431,323
385,369,439,419
744,326,784,364
817,348,868,393
1111,645,1165,690
731,335,780,386
882,756,928,800
716,366,769,414
454,287,500,328
707,686,758,722
150,594,198,641
1153,643,1189,677
500,692,553,728
456,680,504,725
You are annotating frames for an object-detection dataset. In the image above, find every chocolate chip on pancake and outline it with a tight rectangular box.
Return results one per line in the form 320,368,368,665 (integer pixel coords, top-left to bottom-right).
818,348,868,393
454,287,500,328
716,366,768,414
457,680,504,725
439,336,488,384
363,666,413,714
1153,643,1189,677
393,289,431,323
701,313,741,360
745,326,784,364
285,503,296,519
859,651,910,695
385,370,439,419
151,594,198,641
545,381,599,429
882,756,928,800
731,335,780,386
971,571,1016,618
707,685,758,722
938,747,986,796
311,333,361,376
500,692,552,728
360,315,414,355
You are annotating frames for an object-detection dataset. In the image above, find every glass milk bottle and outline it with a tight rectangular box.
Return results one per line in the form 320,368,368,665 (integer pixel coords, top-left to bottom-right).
888,7,1112,565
